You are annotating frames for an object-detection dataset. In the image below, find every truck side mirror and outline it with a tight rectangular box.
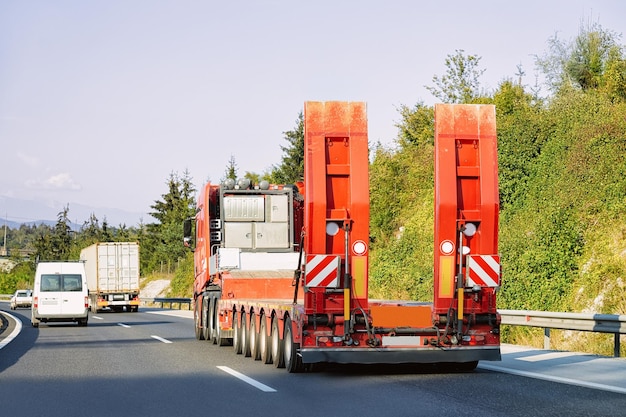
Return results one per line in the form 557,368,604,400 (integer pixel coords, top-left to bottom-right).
183,218,195,251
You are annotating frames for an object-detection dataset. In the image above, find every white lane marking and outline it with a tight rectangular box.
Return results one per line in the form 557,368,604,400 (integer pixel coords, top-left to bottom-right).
145,310,193,319
479,363,626,395
151,335,173,344
117,323,131,328
514,351,578,362
92,316,104,320
0,311,23,350
217,366,277,392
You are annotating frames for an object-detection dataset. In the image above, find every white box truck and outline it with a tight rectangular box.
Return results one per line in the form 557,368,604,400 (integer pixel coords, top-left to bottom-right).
80,242,140,313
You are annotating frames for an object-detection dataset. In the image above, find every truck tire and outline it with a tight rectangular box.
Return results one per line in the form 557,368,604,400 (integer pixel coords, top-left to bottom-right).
241,312,251,357
194,304,205,341
209,299,217,343
284,318,302,373
233,311,242,354
249,313,261,360
271,317,285,368
214,308,229,346
201,298,211,341
259,314,272,364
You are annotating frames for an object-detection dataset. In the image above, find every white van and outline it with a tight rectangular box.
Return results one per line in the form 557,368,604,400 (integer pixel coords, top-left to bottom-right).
31,261,89,327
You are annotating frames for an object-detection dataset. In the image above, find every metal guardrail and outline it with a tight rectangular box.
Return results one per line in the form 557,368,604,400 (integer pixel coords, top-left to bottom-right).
499,309,626,357
144,297,192,310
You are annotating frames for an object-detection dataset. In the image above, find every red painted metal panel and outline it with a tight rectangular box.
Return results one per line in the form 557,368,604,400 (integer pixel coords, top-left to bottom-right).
433,104,499,314
303,101,369,315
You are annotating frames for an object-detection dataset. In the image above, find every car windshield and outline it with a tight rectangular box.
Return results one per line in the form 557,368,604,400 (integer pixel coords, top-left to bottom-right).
16,291,29,297
41,274,83,292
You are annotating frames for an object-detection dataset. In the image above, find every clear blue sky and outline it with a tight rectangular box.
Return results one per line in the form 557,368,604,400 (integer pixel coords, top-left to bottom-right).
1,0,624,225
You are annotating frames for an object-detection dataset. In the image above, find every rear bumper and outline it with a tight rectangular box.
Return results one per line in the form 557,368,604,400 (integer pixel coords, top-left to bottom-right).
32,308,89,322
13,302,32,308
99,300,140,306
300,345,501,364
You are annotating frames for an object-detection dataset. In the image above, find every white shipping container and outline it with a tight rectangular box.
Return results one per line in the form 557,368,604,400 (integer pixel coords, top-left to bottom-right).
80,242,140,293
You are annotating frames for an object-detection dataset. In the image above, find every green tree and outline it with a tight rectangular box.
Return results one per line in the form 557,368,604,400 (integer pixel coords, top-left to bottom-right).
31,206,73,261
268,112,304,184
395,102,434,148
223,155,238,182
493,79,545,209
598,41,626,102
425,49,485,103
243,171,260,186
566,21,620,91
536,20,625,96
80,213,101,242
52,205,73,260
142,170,197,273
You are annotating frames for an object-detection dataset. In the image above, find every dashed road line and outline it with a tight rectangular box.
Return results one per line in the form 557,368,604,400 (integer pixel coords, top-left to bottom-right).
151,335,173,344
217,366,277,392
117,323,131,328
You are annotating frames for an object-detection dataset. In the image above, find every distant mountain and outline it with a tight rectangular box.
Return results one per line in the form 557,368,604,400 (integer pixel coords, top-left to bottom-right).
0,196,153,230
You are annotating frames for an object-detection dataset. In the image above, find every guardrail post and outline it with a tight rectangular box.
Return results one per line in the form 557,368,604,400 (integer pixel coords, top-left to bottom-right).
544,328,551,350
615,333,621,358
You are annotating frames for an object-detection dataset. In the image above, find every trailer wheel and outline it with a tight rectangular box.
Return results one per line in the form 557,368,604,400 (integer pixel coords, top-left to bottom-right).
284,318,302,373
259,314,272,364
241,312,251,357
211,302,218,345
271,317,285,368
201,298,211,341
194,303,205,340
215,321,229,346
233,310,242,354
214,309,229,346
249,313,261,360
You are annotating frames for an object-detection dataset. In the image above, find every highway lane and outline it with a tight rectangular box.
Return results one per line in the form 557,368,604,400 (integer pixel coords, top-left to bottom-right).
1,305,626,417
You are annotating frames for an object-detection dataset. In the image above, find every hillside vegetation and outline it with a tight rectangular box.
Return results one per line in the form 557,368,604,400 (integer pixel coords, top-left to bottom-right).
368,23,626,355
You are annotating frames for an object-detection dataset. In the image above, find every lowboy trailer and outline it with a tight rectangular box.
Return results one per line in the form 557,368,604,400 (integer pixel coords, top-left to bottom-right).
184,101,501,372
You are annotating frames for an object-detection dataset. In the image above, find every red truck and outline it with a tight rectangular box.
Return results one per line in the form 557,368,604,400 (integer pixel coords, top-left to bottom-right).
183,101,501,372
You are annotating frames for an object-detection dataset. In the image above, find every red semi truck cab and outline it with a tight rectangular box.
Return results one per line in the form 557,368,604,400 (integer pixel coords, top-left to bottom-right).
184,101,500,372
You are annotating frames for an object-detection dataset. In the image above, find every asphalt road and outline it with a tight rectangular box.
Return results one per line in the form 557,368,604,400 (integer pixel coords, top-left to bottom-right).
1,303,626,417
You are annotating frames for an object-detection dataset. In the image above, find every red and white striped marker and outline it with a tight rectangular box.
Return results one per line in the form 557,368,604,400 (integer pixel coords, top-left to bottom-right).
466,255,500,287
304,255,341,288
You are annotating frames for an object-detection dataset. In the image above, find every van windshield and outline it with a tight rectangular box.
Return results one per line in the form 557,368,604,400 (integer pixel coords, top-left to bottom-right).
41,274,83,292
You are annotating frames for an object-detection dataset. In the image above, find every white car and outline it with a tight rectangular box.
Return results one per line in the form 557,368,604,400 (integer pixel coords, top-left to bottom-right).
10,289,33,310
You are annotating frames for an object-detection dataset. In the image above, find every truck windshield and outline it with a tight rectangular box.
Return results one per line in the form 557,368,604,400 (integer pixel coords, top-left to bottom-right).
41,274,83,292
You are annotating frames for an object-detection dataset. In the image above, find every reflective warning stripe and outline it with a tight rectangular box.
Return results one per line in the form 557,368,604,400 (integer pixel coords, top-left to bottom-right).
466,255,500,287
304,255,341,288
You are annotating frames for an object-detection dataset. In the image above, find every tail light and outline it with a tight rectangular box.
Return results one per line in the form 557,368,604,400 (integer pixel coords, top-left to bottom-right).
33,296,38,308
